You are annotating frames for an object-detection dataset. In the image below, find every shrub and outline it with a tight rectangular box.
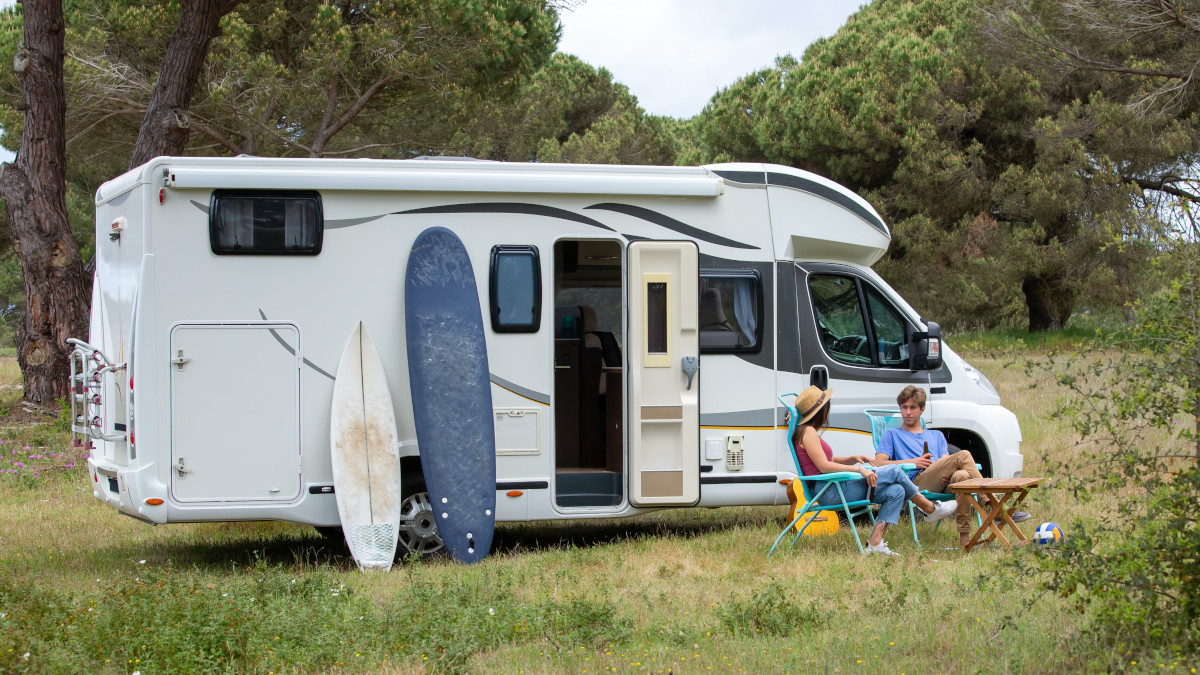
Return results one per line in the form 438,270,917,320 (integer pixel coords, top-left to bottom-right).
1019,239,1200,663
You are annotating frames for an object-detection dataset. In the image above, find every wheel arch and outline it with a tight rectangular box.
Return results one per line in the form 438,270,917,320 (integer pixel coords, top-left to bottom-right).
942,429,992,477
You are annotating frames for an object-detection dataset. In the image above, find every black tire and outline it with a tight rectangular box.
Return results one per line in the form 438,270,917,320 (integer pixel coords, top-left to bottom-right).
312,478,444,559
314,525,344,542
396,476,444,558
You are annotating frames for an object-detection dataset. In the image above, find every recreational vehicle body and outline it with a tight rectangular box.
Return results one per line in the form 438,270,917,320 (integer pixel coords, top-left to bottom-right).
75,157,1023,555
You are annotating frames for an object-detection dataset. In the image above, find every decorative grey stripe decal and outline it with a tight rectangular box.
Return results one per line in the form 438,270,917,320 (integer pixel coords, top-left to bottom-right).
497,480,549,490
585,203,758,250
712,170,766,185
700,409,778,427
257,310,335,380
396,203,615,232
701,474,778,485
766,172,889,236
191,199,381,230
326,214,385,229
490,374,550,405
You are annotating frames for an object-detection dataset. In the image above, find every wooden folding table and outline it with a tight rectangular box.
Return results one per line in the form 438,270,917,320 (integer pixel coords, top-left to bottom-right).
948,477,1041,552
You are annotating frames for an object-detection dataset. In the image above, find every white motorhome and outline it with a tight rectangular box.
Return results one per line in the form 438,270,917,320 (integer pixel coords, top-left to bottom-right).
74,157,1023,555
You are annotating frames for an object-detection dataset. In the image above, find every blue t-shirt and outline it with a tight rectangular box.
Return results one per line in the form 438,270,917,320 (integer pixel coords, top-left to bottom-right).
877,427,948,478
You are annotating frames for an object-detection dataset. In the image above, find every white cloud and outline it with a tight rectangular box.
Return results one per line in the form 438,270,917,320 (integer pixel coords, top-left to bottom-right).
557,0,866,119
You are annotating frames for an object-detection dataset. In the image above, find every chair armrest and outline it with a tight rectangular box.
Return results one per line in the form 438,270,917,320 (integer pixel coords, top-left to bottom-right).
801,471,864,482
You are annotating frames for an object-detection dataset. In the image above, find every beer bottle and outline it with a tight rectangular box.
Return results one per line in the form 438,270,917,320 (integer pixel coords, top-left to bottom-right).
923,440,929,456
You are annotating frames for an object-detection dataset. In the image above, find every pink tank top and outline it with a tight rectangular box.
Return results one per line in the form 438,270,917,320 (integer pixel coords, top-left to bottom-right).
796,435,834,476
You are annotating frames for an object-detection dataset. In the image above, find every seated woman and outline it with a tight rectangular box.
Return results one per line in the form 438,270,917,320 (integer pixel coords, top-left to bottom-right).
791,385,957,556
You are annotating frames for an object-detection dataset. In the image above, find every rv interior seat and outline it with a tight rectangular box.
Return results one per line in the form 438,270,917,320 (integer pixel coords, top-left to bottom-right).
580,305,621,368
699,288,742,348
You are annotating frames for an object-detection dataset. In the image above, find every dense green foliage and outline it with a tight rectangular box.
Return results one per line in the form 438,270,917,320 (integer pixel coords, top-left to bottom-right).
1023,241,1200,661
689,0,1196,332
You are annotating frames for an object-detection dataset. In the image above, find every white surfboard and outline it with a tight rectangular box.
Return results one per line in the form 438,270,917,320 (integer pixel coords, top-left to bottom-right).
330,322,401,571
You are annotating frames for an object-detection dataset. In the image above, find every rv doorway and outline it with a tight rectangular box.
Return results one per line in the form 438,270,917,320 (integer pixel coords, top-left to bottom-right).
553,240,624,507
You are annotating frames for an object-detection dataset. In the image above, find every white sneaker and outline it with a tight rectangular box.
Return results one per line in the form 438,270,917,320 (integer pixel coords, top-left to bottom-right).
923,500,958,523
864,540,900,556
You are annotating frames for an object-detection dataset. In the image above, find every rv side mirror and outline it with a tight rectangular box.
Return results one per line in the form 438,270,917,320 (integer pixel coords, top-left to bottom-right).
909,321,943,371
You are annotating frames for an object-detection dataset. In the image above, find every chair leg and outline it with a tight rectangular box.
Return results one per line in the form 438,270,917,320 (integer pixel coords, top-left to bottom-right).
835,484,866,554
768,512,807,557
908,501,921,548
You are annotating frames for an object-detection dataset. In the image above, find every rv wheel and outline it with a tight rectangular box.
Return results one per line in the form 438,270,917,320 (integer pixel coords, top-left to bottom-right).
397,481,444,557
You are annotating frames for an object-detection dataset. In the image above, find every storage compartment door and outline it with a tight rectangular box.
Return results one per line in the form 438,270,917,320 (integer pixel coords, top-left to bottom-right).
170,324,301,502
627,241,700,506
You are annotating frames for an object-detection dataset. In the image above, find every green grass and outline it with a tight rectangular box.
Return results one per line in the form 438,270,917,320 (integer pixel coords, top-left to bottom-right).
0,348,1184,673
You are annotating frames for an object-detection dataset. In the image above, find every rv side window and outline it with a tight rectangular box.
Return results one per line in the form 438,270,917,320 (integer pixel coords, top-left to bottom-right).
490,245,541,333
809,274,910,368
699,270,762,353
209,190,322,255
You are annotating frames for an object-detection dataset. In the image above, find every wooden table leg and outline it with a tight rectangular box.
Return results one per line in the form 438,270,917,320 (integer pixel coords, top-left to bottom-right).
999,488,1031,543
981,492,1013,547
962,493,998,552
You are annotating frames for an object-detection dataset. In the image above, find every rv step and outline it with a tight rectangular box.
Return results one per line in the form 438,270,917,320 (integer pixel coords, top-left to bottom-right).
555,470,622,507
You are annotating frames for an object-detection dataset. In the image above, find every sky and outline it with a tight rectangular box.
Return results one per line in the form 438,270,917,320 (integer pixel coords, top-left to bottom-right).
0,0,866,163
557,0,867,119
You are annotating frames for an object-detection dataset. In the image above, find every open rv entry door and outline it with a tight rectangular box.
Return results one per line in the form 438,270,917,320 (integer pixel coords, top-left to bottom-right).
627,241,700,506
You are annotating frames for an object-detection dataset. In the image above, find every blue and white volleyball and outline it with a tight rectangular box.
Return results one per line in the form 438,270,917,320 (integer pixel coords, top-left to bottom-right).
1034,522,1063,545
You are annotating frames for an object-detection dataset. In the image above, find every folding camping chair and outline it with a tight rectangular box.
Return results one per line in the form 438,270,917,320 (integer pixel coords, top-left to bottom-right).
770,393,914,556
863,409,981,548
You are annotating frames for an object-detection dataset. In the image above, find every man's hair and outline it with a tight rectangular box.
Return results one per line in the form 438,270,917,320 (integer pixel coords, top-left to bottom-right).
897,385,927,409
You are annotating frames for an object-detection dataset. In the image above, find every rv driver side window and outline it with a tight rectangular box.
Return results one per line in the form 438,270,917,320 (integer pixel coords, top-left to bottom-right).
210,190,323,255
809,274,910,368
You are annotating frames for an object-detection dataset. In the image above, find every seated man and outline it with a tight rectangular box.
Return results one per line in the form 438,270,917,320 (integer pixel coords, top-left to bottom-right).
874,385,1029,546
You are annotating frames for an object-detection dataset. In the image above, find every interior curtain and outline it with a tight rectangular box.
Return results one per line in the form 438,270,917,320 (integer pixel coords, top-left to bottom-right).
732,279,756,346
220,199,254,248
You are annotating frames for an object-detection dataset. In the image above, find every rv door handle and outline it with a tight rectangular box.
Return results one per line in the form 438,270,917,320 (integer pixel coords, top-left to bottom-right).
681,356,698,390
173,459,192,477
172,349,190,370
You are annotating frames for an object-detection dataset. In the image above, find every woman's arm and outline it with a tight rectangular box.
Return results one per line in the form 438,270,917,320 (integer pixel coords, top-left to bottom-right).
800,427,877,486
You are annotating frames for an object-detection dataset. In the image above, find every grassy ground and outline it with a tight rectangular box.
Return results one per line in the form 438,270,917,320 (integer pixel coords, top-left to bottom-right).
0,351,1174,674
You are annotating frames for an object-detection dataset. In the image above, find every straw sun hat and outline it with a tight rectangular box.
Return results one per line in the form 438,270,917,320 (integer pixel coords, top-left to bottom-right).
794,385,834,425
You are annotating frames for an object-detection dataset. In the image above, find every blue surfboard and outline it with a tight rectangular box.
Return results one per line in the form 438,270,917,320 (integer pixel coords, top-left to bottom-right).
405,227,496,564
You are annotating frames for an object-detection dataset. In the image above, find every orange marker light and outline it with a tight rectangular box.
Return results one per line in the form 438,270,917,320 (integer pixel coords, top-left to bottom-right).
778,479,791,485
506,490,523,498
144,498,164,505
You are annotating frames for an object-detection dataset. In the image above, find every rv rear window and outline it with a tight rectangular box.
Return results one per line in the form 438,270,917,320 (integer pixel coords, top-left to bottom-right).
490,245,541,333
699,270,762,353
209,190,323,255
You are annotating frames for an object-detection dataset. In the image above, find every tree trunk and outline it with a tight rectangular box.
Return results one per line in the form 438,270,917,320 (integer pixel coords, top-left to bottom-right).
127,0,246,168
0,0,89,403
1022,275,1074,332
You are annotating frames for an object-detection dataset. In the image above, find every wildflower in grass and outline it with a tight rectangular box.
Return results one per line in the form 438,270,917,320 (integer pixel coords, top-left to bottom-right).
23,446,30,451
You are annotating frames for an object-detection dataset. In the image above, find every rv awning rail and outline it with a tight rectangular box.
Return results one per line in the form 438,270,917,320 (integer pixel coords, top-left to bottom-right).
164,166,724,198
